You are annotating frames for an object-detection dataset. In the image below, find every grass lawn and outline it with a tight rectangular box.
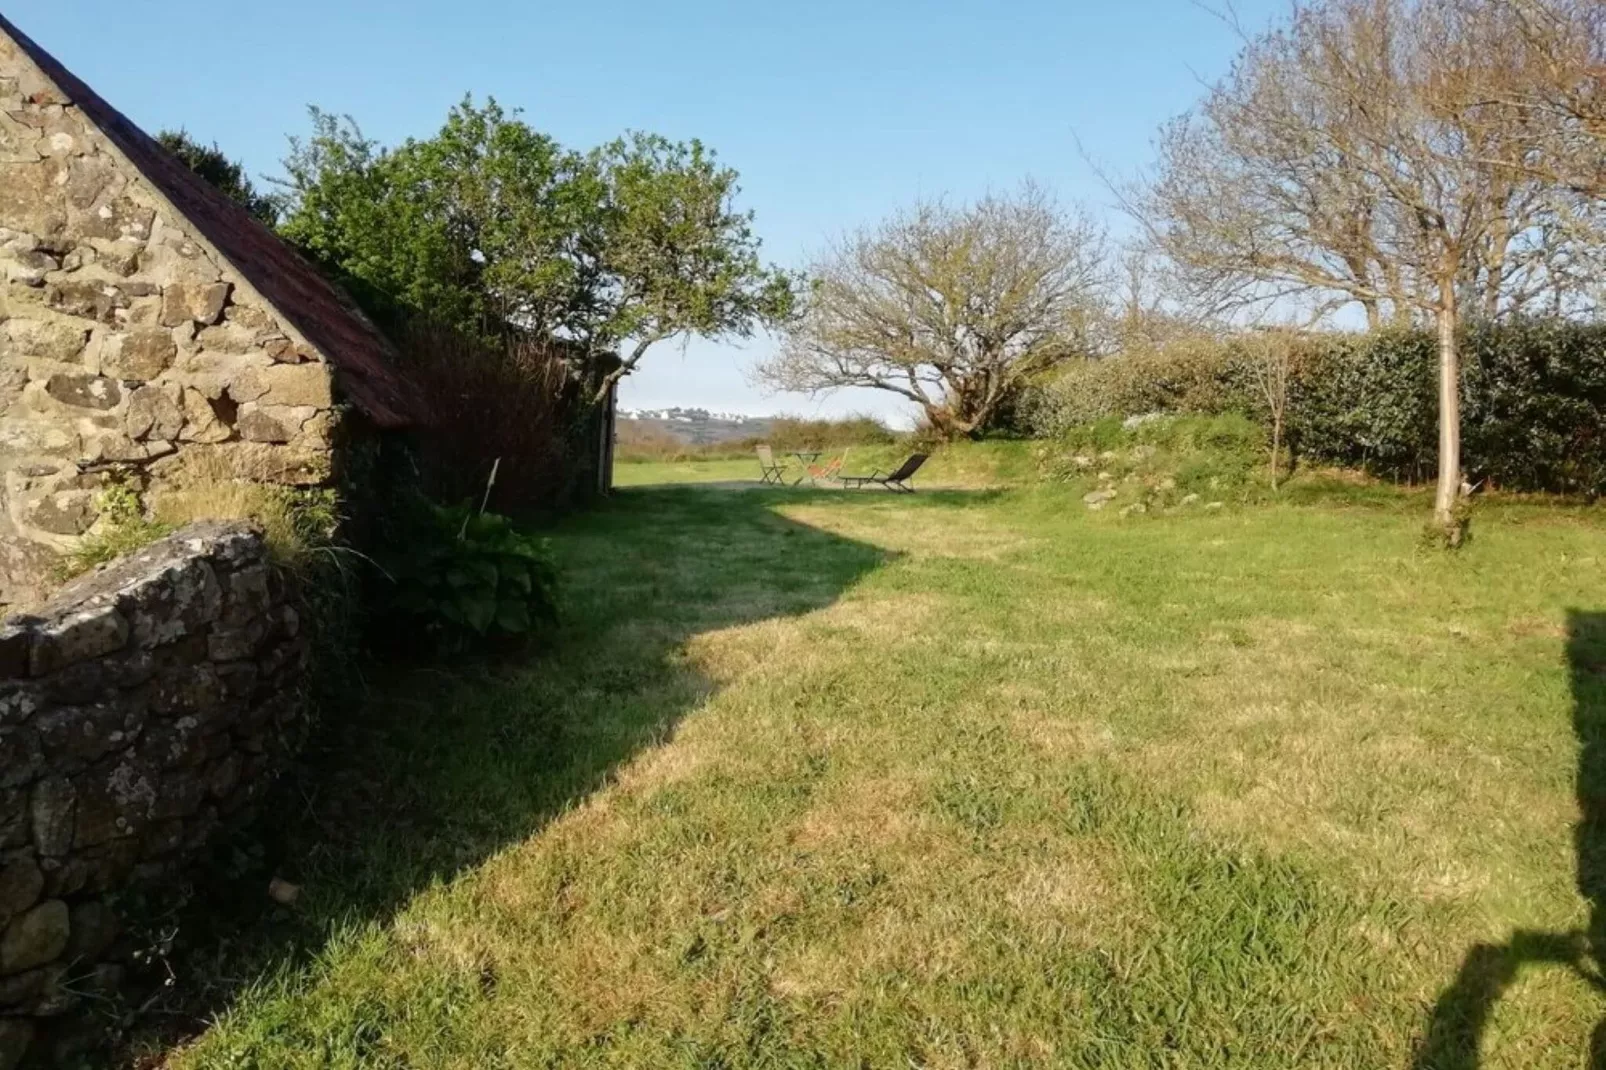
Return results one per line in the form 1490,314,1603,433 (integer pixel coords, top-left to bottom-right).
613,441,1040,489
612,456,758,486
163,479,1606,1068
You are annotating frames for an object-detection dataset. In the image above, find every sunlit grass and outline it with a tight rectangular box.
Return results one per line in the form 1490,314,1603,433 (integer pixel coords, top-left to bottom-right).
612,456,757,486
613,440,1040,489
166,482,1606,1069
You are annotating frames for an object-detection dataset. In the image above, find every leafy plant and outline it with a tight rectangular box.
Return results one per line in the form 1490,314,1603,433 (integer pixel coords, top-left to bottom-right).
58,477,172,580
377,498,558,651
157,129,279,226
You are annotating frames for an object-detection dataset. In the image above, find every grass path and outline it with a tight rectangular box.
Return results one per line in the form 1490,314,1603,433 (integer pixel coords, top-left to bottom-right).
612,441,1040,489
165,485,1606,1068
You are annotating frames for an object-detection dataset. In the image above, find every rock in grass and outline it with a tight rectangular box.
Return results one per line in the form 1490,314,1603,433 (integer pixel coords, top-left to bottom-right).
1083,489,1117,509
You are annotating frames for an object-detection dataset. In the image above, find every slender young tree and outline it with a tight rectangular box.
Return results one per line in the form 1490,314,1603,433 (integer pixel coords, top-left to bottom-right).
1132,0,1589,543
1242,328,1300,489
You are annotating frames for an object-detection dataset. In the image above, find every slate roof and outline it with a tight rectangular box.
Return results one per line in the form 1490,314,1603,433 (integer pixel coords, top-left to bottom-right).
0,14,422,429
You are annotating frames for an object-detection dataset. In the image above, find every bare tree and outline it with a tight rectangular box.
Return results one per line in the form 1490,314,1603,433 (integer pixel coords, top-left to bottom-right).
1107,245,1215,352
1465,0,1606,251
757,185,1106,439
1242,329,1301,489
1131,0,1591,543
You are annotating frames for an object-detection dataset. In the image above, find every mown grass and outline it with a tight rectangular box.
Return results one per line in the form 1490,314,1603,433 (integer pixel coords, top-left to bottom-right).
613,440,1040,489
159,479,1606,1069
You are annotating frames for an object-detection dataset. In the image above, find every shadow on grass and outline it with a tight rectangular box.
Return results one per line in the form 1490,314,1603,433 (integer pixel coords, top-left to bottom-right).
1410,610,1606,1069
129,486,890,1058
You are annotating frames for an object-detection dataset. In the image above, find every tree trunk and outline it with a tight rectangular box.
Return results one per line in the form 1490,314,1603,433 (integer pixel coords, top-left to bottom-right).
1269,411,1282,490
1432,292,1463,543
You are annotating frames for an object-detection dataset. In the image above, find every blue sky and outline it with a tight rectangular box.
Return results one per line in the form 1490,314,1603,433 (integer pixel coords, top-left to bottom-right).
21,1,1284,425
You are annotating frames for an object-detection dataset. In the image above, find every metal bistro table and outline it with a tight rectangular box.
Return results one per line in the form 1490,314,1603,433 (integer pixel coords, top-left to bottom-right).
790,450,823,485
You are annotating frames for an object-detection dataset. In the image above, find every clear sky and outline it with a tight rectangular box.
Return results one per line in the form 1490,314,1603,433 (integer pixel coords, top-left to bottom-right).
20,0,1285,426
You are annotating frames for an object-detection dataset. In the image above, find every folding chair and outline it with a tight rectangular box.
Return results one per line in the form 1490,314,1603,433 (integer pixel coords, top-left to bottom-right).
756,445,788,485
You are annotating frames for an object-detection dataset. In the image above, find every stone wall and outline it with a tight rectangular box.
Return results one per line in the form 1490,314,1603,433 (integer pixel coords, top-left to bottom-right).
0,39,339,607
0,521,304,1067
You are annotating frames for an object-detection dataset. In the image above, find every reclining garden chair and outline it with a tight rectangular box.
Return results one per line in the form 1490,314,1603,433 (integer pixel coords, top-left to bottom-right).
841,453,929,493
756,445,788,485
806,449,847,484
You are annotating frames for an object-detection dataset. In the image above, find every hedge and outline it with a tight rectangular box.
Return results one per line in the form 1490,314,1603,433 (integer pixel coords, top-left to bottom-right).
1030,320,1606,495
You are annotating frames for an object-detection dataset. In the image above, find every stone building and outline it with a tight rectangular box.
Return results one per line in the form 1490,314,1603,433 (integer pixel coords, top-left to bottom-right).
0,14,421,609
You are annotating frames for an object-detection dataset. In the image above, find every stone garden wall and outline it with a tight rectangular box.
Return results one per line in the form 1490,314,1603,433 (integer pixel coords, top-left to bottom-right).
0,520,304,1067
0,40,339,608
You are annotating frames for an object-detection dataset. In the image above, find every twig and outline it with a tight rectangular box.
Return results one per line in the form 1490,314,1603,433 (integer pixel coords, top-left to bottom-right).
479,457,501,516
461,457,501,539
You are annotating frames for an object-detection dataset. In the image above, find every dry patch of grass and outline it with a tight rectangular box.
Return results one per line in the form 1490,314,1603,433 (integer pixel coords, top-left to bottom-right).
788,775,927,853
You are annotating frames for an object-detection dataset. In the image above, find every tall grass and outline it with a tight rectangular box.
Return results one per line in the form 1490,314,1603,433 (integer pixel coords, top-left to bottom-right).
148,451,340,575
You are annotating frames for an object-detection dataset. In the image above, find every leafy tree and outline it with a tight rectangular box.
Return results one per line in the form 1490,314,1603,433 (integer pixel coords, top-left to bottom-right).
156,129,278,226
757,184,1106,439
275,99,795,401
590,133,798,396
275,105,569,336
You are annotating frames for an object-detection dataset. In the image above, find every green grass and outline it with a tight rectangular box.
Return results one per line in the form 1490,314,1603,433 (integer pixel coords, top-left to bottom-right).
158,481,1606,1069
614,439,1040,489
612,456,758,485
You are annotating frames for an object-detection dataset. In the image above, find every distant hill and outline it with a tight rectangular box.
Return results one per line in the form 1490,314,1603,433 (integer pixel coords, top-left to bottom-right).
617,407,772,446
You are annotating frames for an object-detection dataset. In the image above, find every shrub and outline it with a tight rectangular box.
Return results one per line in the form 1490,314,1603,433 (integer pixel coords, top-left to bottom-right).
1035,320,1606,495
1461,320,1606,495
393,319,602,511
614,421,695,461
1026,337,1254,434
764,414,896,451
373,497,558,654
613,413,900,463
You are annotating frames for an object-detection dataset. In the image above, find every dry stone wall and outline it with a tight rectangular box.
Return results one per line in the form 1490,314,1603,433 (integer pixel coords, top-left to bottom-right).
0,39,340,607
0,521,305,1067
